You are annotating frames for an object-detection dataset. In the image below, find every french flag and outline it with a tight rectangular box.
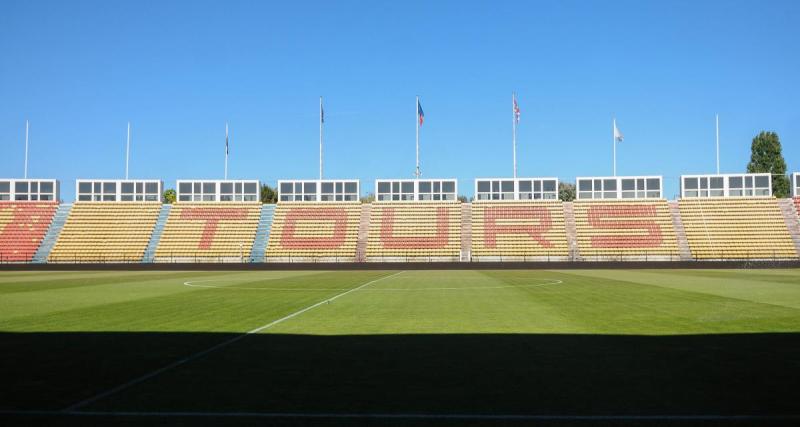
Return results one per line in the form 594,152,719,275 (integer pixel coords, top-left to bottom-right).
417,99,424,127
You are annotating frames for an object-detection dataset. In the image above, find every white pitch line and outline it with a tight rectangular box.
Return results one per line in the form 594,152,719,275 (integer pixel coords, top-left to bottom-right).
184,278,563,291
63,271,405,412
3,409,799,422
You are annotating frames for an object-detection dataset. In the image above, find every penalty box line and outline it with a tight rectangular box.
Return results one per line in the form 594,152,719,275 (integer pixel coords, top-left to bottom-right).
62,270,406,413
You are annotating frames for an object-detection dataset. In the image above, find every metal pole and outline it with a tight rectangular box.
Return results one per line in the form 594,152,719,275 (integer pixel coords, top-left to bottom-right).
24,120,29,179
224,122,228,180
715,114,720,174
126,122,130,179
512,93,517,179
415,96,420,179
319,96,323,180
612,118,617,176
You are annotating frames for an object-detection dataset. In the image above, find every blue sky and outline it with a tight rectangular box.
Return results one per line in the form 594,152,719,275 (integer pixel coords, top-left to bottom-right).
1,0,798,200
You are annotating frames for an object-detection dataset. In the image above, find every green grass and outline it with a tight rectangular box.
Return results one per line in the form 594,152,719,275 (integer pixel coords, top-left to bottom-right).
1,269,800,426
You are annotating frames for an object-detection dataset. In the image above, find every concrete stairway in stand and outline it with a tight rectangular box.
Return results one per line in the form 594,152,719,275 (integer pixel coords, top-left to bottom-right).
778,198,800,257
668,200,694,261
562,202,581,261
460,203,472,261
32,203,72,264
142,204,172,263
249,204,275,263
355,204,372,262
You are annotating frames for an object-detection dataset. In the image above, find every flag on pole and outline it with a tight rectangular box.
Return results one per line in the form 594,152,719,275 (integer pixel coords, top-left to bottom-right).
513,95,521,124
418,99,424,126
613,121,624,142
320,101,324,124
225,124,229,155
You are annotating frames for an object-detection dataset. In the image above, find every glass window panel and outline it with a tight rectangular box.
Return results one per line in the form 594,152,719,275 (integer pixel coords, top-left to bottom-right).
103,195,116,201
646,178,660,190
280,183,293,193
684,178,697,190
603,179,617,190
236,183,243,192
280,195,291,201
578,191,592,199
621,179,635,191
647,191,660,198
700,177,708,189
146,183,158,193
345,182,357,193
136,182,144,192
745,176,753,187
304,182,316,193
637,179,645,189
710,189,724,197
78,182,91,193
78,194,91,201
685,190,698,198
203,195,215,201
543,180,556,192
377,182,390,193
622,192,635,198
177,183,190,193
501,181,514,192
578,180,592,191
322,182,334,193
418,182,430,193
40,194,52,201
121,195,134,201
30,182,38,192
193,183,201,193
220,183,233,193
402,182,414,193
709,177,724,189
15,182,29,193
103,182,116,193
121,183,134,193
755,176,769,188
603,191,617,199
477,181,490,193
392,182,399,192
518,181,531,192
433,182,441,192
203,183,215,193
442,181,455,193
145,195,157,201
0,182,9,193
220,195,233,201
294,183,302,192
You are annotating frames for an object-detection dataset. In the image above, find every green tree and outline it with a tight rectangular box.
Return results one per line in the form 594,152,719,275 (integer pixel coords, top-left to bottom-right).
558,182,575,201
260,184,277,204
747,131,789,198
360,193,375,203
162,188,176,204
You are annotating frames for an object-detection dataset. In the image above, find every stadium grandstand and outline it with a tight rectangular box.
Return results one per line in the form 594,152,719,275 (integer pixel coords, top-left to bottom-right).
265,180,361,262
0,179,59,262
153,180,261,262
572,176,681,261
1,172,799,264
470,178,569,261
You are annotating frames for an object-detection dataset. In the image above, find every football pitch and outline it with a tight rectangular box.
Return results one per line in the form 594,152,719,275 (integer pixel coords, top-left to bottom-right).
1,268,800,426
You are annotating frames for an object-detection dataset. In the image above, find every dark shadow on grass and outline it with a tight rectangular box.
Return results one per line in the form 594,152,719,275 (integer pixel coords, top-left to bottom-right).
1,332,799,426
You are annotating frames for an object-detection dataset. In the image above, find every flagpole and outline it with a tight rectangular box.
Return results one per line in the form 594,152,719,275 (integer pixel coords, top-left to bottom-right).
319,96,323,180
24,120,29,179
715,114,720,174
512,93,517,179
224,122,229,180
612,118,617,177
125,122,130,180
415,95,420,179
